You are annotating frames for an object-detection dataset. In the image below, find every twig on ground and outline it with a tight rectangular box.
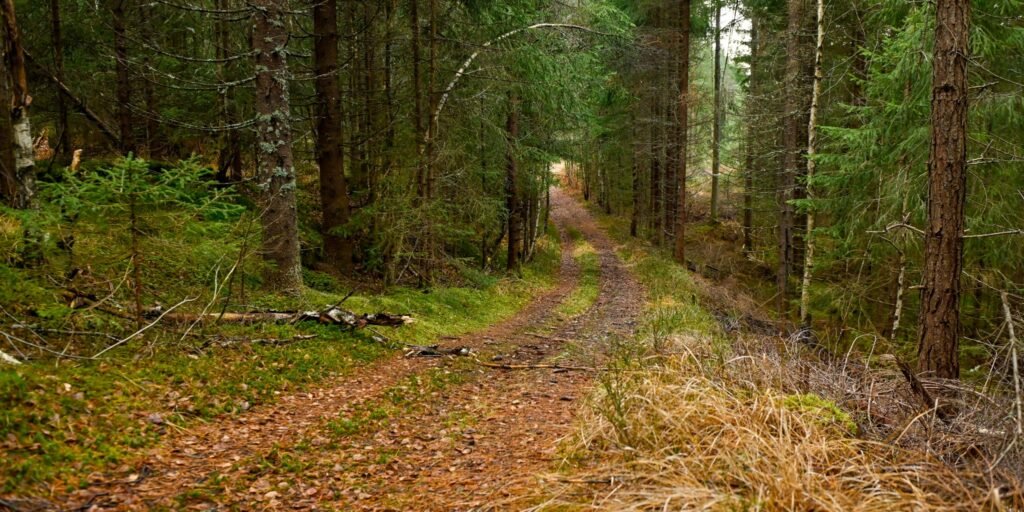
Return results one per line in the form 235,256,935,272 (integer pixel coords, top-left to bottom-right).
1,329,93,360
475,361,598,372
92,297,196,359
527,332,573,342
180,262,238,341
0,347,20,365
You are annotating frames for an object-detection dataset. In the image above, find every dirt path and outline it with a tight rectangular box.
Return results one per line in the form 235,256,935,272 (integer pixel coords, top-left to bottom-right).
59,188,643,511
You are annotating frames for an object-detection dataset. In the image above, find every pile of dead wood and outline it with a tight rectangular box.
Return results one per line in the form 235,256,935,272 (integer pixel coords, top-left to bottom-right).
150,306,413,330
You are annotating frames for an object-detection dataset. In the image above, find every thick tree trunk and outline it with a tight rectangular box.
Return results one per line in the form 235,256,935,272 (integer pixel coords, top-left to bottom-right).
673,0,691,265
313,0,353,274
112,0,133,154
798,0,825,327
252,0,302,293
1,0,34,208
505,95,521,272
710,0,721,221
918,0,970,379
778,0,805,315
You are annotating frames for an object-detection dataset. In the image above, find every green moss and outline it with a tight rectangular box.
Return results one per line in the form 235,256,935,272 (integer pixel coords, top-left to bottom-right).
781,393,858,435
0,234,561,495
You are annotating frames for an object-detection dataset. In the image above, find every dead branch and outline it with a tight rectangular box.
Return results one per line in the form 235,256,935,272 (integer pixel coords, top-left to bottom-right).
1001,291,1022,436
156,305,413,330
405,345,471,357
897,359,952,422
92,297,196,358
0,347,20,365
476,361,598,372
24,50,121,146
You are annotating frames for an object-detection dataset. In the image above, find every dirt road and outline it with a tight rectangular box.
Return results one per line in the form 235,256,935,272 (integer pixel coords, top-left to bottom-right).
60,187,643,511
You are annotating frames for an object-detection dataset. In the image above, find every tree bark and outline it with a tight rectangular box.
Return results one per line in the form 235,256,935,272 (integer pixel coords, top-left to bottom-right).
918,0,970,379
710,0,722,221
778,0,805,315
1,0,34,208
799,0,824,327
742,16,759,255
313,0,353,274
673,0,691,265
252,0,302,293
506,94,521,272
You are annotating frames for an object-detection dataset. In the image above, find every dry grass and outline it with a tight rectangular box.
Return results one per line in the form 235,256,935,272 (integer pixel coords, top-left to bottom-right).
526,236,1023,511
532,332,1022,511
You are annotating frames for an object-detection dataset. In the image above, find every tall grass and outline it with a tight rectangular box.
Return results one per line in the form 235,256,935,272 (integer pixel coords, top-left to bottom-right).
530,207,1022,511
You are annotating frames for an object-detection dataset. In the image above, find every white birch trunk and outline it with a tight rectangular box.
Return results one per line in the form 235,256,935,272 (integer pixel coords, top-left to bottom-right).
799,0,826,326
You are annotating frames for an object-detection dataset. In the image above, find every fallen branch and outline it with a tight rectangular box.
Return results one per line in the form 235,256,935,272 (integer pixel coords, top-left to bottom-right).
896,359,952,422
1001,291,1022,436
0,347,20,365
405,345,471,357
155,306,413,330
476,361,598,372
527,332,572,342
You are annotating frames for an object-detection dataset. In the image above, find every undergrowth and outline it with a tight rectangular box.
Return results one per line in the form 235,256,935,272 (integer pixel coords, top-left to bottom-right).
0,159,564,496
530,197,1023,511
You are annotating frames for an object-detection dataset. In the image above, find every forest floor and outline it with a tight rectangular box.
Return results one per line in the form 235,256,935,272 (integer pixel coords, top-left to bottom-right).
39,187,644,511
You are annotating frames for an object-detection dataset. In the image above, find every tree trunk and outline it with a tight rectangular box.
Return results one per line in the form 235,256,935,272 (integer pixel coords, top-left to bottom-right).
313,0,353,274
918,0,970,379
778,0,805,315
0,47,13,201
742,17,760,255
410,0,425,201
649,98,661,243
139,3,158,157
710,0,721,221
505,94,521,272
630,117,640,238
359,0,377,195
672,0,691,265
112,0,133,154
49,0,70,163
252,0,302,293
1,0,34,208
798,0,825,327
383,0,396,165
215,0,242,182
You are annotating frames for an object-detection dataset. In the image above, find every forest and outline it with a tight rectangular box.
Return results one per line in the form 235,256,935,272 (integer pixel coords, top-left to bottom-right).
0,0,1022,509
